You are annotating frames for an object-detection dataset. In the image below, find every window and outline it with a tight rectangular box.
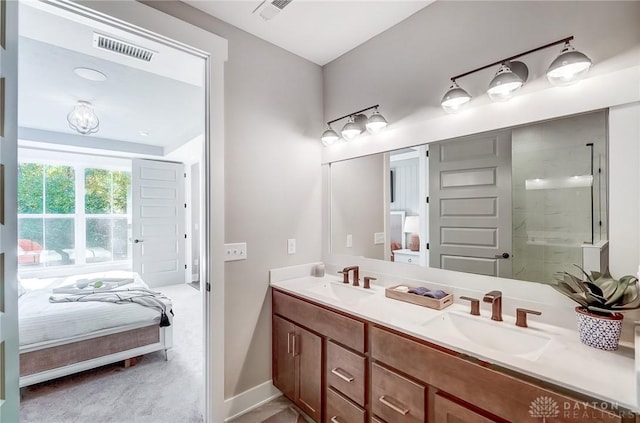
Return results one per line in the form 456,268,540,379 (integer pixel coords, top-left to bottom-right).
85,169,131,263
18,157,132,270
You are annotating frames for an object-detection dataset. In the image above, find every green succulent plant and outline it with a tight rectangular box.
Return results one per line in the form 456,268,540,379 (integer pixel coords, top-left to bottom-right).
552,266,640,316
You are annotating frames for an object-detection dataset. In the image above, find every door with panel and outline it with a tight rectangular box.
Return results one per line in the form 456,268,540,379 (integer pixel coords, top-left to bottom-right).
132,159,186,287
0,1,19,420
429,132,512,278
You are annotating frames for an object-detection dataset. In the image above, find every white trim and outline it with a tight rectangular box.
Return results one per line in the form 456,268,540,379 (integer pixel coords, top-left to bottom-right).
23,2,227,422
223,380,282,422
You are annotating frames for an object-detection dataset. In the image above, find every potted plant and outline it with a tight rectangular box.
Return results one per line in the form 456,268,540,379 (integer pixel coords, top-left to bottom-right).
552,267,639,351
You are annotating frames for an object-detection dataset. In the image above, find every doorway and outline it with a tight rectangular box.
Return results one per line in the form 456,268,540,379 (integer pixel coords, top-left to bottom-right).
14,2,215,419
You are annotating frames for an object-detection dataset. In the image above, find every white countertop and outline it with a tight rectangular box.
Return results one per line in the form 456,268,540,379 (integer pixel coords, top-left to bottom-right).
270,273,637,411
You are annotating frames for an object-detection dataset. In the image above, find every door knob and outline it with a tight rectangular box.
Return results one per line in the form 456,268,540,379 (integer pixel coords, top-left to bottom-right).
134,239,144,244
495,252,510,259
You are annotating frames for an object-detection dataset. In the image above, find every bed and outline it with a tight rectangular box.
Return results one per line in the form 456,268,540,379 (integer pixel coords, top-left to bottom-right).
18,271,173,387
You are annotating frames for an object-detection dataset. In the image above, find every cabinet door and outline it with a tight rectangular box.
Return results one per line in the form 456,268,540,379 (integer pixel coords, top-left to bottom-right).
434,393,498,423
273,315,295,400
295,325,322,422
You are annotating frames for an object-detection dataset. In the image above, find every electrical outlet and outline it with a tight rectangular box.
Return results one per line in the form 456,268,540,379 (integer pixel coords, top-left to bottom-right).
346,234,353,248
224,242,247,261
287,238,296,255
374,232,385,245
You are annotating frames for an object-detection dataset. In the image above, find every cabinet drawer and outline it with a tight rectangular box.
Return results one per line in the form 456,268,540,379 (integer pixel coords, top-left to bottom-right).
434,393,498,423
273,289,365,353
326,388,365,423
371,363,425,423
371,326,625,423
394,252,419,265
327,341,366,406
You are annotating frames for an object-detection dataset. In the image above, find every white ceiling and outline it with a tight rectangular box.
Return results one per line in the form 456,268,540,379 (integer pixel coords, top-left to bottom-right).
18,2,205,156
184,0,435,65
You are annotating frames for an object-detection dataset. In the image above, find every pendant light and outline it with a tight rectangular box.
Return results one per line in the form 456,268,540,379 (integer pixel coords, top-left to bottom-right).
341,115,363,141
441,81,472,113
546,41,592,86
366,108,388,133
487,61,528,102
321,125,340,146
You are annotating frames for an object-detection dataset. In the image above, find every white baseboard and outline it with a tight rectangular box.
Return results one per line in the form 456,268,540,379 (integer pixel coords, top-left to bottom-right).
224,380,282,422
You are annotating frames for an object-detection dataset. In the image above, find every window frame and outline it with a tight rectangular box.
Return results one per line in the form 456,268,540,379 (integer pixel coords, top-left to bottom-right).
18,149,132,277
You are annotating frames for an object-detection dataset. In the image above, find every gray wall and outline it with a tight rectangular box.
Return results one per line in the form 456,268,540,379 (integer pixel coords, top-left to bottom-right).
331,154,385,260
142,1,323,398
323,1,640,127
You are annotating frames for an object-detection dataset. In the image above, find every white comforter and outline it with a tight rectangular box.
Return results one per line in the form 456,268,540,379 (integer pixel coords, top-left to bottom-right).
19,271,171,347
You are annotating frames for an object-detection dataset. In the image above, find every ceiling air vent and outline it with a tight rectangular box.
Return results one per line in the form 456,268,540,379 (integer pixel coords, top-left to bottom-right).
252,0,294,21
92,33,155,62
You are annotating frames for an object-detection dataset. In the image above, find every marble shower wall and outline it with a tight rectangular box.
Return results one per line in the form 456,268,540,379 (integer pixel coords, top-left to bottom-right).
512,111,608,284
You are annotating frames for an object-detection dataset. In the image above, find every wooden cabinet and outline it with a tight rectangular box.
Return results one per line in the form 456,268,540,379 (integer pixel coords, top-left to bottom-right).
371,363,425,423
433,393,498,423
272,315,321,422
272,288,633,423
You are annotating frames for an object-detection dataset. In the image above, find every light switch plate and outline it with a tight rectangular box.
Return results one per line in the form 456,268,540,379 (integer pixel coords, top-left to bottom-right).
287,238,296,255
224,242,247,261
346,234,353,248
374,232,385,245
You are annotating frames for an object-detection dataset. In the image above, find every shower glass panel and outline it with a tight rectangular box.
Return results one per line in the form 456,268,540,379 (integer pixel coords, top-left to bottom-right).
511,111,607,284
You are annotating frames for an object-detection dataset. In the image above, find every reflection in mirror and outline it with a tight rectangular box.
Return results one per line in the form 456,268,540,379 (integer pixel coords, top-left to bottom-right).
329,110,608,285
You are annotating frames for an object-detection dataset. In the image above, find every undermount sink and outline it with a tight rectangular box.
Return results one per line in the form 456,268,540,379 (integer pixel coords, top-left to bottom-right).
422,311,551,361
303,280,375,306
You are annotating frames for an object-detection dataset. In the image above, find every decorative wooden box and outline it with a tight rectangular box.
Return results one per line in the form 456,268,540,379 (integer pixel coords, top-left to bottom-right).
385,285,453,310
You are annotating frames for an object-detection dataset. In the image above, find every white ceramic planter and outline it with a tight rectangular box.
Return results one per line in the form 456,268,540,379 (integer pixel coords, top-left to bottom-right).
575,306,623,351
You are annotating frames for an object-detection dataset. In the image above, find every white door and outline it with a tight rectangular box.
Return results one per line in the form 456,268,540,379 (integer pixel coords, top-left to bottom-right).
132,159,186,287
1,1,20,420
429,132,512,278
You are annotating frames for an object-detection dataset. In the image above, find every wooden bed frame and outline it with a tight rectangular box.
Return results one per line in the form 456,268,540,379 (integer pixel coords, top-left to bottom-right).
19,322,173,387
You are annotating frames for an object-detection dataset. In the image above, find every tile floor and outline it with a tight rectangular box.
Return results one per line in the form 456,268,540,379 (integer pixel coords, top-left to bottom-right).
229,396,308,423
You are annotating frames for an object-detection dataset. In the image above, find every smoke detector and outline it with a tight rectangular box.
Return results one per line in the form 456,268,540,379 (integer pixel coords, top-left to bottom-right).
93,33,156,62
252,0,294,21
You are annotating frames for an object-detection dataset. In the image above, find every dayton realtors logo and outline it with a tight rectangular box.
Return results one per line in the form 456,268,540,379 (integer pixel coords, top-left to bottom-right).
529,396,560,422
529,396,632,421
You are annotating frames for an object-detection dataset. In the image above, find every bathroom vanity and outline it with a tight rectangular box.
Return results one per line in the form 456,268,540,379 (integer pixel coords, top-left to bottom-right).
271,270,637,423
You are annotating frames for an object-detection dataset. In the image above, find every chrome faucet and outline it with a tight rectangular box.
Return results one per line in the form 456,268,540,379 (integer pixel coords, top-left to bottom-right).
338,266,359,286
483,290,503,321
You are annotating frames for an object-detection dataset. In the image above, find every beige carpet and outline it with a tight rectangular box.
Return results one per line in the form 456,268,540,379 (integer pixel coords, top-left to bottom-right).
20,283,204,423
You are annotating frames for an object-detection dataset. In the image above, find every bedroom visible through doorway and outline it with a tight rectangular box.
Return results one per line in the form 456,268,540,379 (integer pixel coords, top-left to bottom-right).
16,2,208,421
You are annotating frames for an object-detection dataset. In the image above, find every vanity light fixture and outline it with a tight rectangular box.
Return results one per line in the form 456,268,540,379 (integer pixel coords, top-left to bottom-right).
546,41,592,86
487,61,529,102
440,36,591,112
320,104,388,146
441,80,472,114
321,125,340,146
67,101,100,135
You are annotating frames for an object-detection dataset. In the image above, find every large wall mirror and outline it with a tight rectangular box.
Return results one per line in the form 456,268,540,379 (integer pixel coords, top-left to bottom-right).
330,110,608,285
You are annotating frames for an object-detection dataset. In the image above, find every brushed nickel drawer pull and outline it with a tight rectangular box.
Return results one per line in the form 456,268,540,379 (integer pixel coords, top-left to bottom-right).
287,332,293,355
330,417,341,423
330,367,354,382
379,395,409,415
292,334,297,357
